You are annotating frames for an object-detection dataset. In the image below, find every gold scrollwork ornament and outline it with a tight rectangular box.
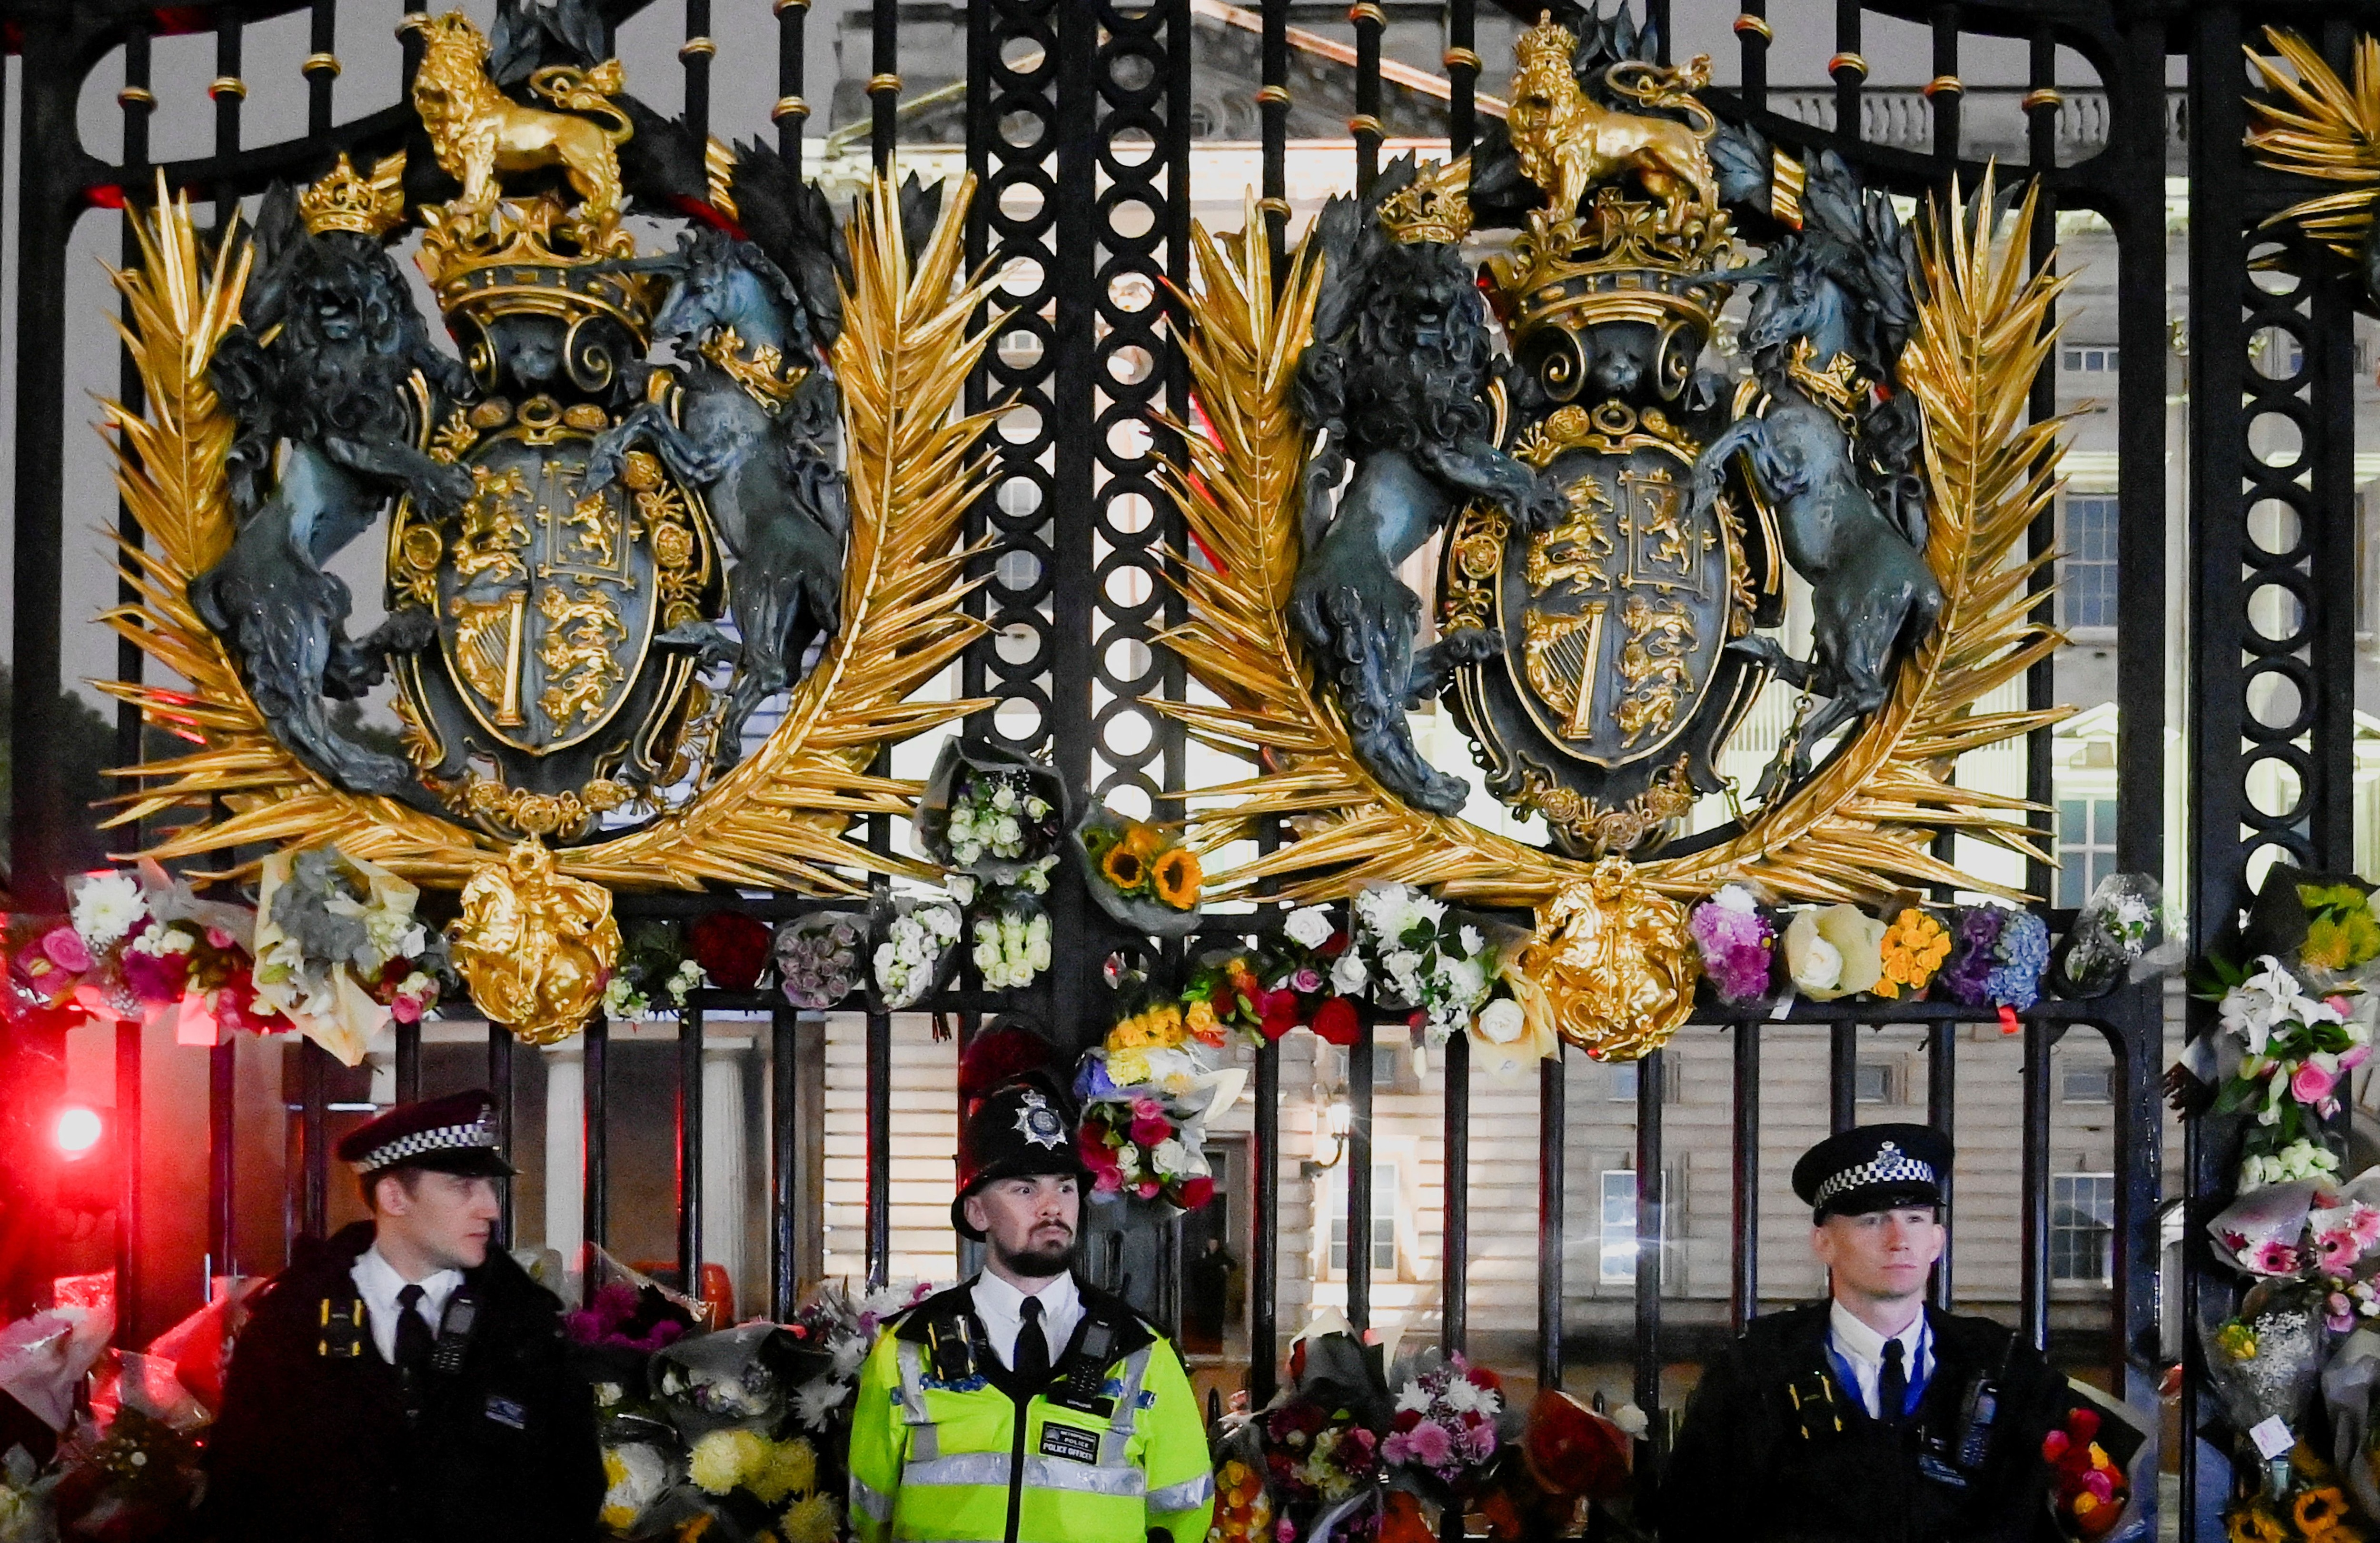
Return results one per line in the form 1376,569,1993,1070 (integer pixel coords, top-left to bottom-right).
1514,856,1699,1062
453,840,623,1045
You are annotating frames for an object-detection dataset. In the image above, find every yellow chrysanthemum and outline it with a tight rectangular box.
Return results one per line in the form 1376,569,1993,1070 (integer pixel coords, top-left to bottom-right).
690,1428,764,1495
1109,1049,1151,1086
781,1493,840,1543
1152,846,1203,910
749,1436,818,1506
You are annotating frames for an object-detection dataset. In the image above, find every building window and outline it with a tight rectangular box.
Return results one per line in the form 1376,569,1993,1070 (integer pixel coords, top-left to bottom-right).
2056,797,2119,908
2061,1065,2112,1104
1328,1162,1397,1275
2060,495,2118,630
1600,1170,1641,1284
1854,1062,1895,1105
2050,1174,2116,1284
1608,1062,1681,1103
2062,346,2119,373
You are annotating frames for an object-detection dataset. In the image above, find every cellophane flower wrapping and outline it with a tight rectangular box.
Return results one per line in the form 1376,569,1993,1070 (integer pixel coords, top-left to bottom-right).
2203,1281,2330,1482
1073,805,1204,937
2051,872,2177,999
915,738,1064,881
1074,995,1231,1211
251,845,448,1064
1687,886,1775,1004
2208,956,2368,1191
871,896,962,1011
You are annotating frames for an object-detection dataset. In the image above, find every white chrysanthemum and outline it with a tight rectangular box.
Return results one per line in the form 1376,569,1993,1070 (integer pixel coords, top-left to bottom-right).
1285,906,1335,950
1438,955,1488,1008
70,872,148,951
794,1374,853,1431
1394,1381,1432,1414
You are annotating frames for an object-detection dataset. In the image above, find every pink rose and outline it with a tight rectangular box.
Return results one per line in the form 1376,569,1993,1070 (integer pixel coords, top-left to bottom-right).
391,995,422,1025
206,926,237,950
1135,1179,1161,1200
2346,1043,2373,1072
1131,1096,1164,1120
2295,1059,2340,1104
39,926,91,974
1290,966,1324,995
1093,1167,1123,1194
2252,1237,2302,1274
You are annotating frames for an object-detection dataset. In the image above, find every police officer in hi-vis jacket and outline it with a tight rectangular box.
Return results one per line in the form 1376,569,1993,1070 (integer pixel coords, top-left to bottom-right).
847,1070,1215,1543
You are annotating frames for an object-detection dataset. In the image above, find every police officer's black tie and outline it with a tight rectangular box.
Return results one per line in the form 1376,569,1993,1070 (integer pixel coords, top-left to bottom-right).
1015,1296,1050,1388
1878,1338,1907,1425
395,1284,435,1382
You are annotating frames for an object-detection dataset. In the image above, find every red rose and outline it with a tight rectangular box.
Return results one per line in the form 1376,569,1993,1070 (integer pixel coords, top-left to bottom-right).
1259,989,1303,1041
1180,1175,1215,1209
688,911,770,991
1320,929,1349,957
2068,1408,2100,1442
1394,1409,1423,1433
1467,1364,1502,1390
1313,996,1362,1046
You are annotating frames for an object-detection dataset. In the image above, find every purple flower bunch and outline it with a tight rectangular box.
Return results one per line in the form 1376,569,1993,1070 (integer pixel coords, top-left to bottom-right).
565,1281,694,1354
1688,886,1777,1004
1938,905,2051,1009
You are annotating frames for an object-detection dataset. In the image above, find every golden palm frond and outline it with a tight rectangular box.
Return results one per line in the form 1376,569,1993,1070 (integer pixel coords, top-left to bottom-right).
2248,27,2380,258
100,172,997,892
1155,177,2072,909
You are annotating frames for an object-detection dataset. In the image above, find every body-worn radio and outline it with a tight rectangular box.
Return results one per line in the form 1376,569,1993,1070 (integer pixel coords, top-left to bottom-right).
1916,1372,2000,1490
1046,1317,1119,1416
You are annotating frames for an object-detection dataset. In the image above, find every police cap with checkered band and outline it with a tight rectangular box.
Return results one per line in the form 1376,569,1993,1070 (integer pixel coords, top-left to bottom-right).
337,1088,517,1182
1792,1123,1951,1223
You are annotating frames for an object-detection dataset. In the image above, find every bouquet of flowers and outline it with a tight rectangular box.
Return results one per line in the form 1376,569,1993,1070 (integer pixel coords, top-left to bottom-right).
4,864,280,1045
252,845,448,1065
870,896,962,1011
1937,904,2053,1011
773,912,865,1011
1782,904,1887,1002
1874,907,1955,1000
49,1407,204,1543
2205,1278,2335,1499
1689,885,1777,1005
689,911,771,992
782,1279,935,1441
602,921,706,1021
1382,1352,1502,1503
1178,953,1270,1048
2043,1404,2130,1540
2239,868,2380,996
2051,872,2178,1000
1340,883,1516,1048
917,739,1064,881
1073,804,1202,937
970,889,1051,991
2203,956,2369,1191
1074,998,1240,1211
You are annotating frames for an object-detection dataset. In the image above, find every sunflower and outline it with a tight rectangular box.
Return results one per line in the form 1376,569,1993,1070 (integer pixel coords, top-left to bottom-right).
1152,846,1203,910
1101,843,1150,893
1123,821,1166,859
2227,1503,2288,1543
2297,1487,2352,1535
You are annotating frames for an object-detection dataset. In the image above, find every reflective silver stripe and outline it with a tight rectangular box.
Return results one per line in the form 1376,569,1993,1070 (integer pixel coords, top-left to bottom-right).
902,1452,1013,1487
894,1342,941,1463
850,1475,894,1524
1098,1346,1153,1465
1147,1472,1216,1513
1024,1456,1146,1498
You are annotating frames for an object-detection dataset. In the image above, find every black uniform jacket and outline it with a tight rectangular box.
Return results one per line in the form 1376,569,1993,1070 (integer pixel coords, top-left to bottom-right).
202,1221,603,1543
1652,1302,2066,1543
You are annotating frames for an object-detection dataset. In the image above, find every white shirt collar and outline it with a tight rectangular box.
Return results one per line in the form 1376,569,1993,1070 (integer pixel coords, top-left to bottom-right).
969,1269,1083,1372
1828,1297,1926,1366
350,1243,465,1364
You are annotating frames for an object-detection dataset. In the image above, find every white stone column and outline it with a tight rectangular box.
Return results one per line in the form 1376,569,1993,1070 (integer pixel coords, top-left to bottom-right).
544,1046,584,1274
702,1045,748,1316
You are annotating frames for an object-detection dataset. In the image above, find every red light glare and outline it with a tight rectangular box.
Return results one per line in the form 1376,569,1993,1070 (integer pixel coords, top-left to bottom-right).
54,1107,102,1158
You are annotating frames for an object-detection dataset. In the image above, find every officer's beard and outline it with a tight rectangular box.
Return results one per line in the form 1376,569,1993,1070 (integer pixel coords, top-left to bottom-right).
992,1228,1076,1280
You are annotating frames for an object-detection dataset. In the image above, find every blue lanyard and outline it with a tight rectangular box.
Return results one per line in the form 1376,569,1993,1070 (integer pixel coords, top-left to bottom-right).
1827,1317,1930,1421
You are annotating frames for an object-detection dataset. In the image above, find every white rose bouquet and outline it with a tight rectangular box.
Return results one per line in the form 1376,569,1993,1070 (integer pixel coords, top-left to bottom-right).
871,896,963,1010
916,738,1064,880
970,891,1052,991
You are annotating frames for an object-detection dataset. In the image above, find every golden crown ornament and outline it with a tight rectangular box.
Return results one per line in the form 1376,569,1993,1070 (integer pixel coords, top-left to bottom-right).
297,151,408,239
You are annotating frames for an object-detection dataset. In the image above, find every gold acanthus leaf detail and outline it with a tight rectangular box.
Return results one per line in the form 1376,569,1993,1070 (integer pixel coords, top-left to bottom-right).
96,171,1000,894
1153,172,2072,910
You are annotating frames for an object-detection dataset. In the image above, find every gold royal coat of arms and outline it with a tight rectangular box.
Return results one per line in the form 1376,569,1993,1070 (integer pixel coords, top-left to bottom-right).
97,8,1002,1040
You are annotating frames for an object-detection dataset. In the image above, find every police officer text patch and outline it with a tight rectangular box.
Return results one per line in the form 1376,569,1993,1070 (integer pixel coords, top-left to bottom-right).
1038,1421,1100,1464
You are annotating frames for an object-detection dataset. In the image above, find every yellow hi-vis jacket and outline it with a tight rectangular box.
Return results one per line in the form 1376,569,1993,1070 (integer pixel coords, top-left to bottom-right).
847,1278,1216,1543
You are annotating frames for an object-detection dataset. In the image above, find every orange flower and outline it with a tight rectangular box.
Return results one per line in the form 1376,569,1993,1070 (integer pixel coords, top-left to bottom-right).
2296,1487,2351,1535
